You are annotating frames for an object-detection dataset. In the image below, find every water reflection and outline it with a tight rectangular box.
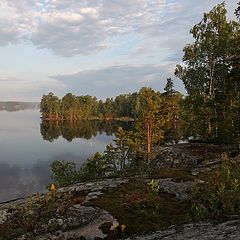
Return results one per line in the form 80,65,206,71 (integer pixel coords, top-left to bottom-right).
0,160,50,202
40,120,133,142
0,110,126,202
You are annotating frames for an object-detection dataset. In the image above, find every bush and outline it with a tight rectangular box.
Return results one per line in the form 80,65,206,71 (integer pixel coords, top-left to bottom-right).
50,160,81,187
50,153,110,187
79,152,110,181
192,153,240,219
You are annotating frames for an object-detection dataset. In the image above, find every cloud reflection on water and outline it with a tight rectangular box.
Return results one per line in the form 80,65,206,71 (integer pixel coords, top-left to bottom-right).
0,160,49,202
0,110,117,202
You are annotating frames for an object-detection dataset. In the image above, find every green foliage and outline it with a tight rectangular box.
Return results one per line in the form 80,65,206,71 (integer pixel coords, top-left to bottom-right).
164,78,174,93
51,160,81,187
191,203,208,220
113,127,135,170
162,80,184,144
135,87,165,161
147,179,160,193
40,86,185,147
40,92,61,120
92,180,191,237
192,154,240,219
49,89,183,185
80,152,110,181
51,152,113,187
235,1,240,20
175,2,240,144
40,91,138,121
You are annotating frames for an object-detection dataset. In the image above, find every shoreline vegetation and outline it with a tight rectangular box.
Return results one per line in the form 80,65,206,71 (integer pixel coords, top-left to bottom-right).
0,2,240,239
42,116,135,122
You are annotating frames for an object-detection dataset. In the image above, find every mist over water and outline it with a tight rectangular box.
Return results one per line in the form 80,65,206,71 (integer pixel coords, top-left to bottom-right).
0,109,115,202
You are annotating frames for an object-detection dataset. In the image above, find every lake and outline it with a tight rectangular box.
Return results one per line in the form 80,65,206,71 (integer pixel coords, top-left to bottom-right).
0,109,130,202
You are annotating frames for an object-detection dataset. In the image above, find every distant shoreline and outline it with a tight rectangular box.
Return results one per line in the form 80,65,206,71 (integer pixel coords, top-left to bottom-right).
0,101,39,112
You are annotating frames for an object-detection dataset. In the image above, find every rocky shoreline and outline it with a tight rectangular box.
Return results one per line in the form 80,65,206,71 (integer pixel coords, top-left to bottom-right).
1,143,239,240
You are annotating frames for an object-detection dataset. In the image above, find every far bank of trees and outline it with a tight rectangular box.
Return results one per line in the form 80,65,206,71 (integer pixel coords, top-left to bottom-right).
40,80,184,147
40,92,138,121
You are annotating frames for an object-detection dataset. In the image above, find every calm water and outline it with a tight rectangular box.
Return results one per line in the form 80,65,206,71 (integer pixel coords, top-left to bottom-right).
0,109,117,202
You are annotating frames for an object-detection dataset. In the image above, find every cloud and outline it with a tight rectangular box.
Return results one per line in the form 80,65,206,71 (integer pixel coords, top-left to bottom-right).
0,0,237,101
130,0,236,60
31,10,107,56
52,64,186,98
0,0,237,57
0,76,65,101
30,0,171,56
0,0,183,56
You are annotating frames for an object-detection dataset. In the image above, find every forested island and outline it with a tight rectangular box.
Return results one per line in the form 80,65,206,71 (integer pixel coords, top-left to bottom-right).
1,2,240,240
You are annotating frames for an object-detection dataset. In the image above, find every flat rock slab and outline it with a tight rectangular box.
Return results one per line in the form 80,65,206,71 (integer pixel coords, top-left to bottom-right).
32,207,117,240
146,178,195,201
130,220,240,240
0,178,128,240
158,178,193,201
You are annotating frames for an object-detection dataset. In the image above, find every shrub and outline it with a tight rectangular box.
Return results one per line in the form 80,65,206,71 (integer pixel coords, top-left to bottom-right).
50,160,81,187
192,153,240,219
50,153,110,187
79,152,110,181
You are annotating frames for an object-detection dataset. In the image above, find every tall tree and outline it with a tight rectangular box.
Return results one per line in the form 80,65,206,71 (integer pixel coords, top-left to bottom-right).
164,78,174,93
40,92,60,120
135,87,164,161
162,78,183,144
61,93,76,121
235,1,240,20
175,2,239,143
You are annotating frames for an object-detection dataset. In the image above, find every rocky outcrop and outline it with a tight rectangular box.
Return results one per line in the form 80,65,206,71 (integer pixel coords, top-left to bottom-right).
155,143,239,169
0,178,127,240
33,206,117,240
154,178,194,201
130,220,240,240
154,146,201,168
1,144,239,240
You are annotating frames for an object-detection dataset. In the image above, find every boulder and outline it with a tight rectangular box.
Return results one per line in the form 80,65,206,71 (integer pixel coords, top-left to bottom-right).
154,146,201,168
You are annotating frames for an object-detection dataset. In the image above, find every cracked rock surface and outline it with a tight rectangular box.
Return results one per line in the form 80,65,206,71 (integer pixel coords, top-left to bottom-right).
0,178,127,240
130,220,240,240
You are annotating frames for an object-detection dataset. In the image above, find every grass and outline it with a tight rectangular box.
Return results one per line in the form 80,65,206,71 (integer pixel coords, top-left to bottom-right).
91,179,192,238
149,168,195,182
175,143,234,161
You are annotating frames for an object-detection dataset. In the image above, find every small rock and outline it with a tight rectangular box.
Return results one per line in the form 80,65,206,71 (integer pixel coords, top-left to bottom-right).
0,209,10,224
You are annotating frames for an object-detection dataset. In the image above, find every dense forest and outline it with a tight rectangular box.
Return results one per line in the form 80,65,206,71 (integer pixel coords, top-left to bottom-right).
40,91,138,121
40,2,240,147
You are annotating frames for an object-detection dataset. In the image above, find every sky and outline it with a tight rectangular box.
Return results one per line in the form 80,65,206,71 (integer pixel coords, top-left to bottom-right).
0,0,237,101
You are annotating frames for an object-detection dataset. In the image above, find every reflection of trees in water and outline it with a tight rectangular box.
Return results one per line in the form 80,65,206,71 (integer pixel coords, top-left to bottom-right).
40,120,133,142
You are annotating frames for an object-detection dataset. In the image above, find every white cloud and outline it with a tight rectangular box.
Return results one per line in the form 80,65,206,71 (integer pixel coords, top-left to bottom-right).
0,0,237,57
0,0,176,56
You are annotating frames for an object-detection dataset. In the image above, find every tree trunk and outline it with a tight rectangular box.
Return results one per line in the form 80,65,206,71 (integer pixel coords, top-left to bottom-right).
147,123,151,162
